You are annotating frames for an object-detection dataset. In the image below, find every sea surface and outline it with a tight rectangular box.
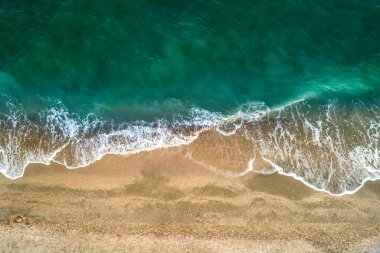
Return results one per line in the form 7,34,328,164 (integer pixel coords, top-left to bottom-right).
0,0,380,194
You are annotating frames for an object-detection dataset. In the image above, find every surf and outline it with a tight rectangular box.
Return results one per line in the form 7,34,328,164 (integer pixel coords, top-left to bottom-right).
0,96,379,196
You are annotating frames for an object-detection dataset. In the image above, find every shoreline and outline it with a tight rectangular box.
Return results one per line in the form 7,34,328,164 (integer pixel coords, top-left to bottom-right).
1,99,380,196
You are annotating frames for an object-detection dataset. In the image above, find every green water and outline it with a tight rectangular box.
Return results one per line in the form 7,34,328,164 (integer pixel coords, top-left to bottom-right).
1,0,379,120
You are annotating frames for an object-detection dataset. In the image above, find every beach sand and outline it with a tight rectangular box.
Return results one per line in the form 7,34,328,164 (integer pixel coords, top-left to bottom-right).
1,146,380,252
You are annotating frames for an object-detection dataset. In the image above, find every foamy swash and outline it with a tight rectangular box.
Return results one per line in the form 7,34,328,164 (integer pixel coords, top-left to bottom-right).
0,98,379,195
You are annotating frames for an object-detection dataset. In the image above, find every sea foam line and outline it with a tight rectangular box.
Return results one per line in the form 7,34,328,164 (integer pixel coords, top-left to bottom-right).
1,98,380,196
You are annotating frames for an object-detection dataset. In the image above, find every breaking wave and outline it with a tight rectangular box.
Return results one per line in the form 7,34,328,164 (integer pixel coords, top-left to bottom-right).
0,97,379,195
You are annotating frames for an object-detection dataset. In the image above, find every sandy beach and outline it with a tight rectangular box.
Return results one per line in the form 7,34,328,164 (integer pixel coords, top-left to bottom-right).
0,145,380,253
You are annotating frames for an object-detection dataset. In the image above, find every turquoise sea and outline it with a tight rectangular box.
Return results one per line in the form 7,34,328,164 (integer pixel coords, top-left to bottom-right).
0,1,380,194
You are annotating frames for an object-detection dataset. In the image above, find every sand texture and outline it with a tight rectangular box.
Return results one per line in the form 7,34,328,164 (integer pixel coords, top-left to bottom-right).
1,148,380,252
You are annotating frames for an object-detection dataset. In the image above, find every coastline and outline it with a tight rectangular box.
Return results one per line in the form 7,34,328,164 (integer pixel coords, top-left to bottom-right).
1,1,380,252
1,99,379,196
1,148,380,252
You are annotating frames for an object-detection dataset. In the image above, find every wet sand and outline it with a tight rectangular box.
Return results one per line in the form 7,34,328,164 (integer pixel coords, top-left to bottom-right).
1,147,380,252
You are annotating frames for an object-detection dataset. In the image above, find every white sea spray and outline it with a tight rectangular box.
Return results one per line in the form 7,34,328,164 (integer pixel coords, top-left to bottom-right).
0,97,379,195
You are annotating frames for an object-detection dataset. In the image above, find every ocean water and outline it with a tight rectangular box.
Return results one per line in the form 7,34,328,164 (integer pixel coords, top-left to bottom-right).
0,0,380,194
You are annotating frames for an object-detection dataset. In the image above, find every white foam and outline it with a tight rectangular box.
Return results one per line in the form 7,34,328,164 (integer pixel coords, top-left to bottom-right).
184,150,256,178
1,97,380,196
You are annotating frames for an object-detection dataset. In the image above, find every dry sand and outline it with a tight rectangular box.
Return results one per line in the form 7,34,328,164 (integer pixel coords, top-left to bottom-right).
0,147,380,252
